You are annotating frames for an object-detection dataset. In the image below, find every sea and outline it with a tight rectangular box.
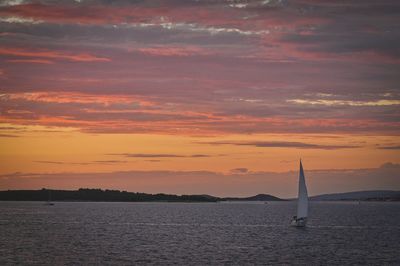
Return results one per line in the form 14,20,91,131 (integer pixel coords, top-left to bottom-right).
0,201,399,265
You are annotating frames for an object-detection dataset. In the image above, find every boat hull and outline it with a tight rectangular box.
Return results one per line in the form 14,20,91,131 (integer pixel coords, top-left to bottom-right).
291,217,307,227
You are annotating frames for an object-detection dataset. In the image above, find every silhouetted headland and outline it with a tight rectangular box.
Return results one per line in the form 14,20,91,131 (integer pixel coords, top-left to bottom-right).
310,190,400,202
224,194,282,201
1,189,397,202
0,189,285,202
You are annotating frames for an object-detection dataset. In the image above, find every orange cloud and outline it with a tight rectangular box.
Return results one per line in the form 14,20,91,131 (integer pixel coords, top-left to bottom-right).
0,47,110,62
7,59,54,64
4,92,153,106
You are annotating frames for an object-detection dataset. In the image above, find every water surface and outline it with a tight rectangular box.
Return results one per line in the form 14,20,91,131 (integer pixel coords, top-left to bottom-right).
0,201,399,265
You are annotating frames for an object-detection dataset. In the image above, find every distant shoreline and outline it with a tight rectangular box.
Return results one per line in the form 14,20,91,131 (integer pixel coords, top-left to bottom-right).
0,188,283,203
0,188,399,202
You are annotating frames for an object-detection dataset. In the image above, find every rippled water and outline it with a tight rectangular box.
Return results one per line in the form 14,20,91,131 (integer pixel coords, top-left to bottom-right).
0,201,399,265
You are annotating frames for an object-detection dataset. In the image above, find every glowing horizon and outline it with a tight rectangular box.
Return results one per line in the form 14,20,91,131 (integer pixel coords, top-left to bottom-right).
0,0,399,197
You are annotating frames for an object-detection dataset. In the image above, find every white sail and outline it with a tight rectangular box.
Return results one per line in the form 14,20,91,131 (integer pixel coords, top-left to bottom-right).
296,160,308,218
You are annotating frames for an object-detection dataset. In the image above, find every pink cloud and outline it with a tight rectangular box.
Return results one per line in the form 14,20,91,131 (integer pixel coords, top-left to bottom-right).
1,91,399,135
138,46,209,57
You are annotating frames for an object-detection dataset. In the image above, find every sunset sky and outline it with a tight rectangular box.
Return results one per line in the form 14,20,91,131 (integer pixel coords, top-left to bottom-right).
0,0,399,197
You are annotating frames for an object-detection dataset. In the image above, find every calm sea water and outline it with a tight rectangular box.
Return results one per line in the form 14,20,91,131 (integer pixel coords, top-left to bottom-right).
0,201,399,265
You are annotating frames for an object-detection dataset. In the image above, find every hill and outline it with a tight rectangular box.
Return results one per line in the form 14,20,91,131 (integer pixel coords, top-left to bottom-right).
223,194,284,201
310,190,400,201
0,189,285,202
0,188,219,202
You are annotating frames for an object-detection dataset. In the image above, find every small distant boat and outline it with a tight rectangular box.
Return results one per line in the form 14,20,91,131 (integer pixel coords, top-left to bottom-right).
291,160,308,227
45,189,55,206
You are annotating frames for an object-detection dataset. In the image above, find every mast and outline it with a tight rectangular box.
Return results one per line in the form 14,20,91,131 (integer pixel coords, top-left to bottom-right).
297,160,308,218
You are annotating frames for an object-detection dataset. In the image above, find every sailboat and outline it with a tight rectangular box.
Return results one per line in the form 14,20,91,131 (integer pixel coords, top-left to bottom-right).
45,189,55,206
291,160,308,227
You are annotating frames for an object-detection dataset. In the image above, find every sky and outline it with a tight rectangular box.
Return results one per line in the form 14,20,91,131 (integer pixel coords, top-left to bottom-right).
0,0,399,197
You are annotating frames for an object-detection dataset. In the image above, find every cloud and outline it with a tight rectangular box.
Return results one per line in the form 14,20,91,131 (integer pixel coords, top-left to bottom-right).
109,153,185,158
1,90,398,135
0,47,110,62
197,141,360,150
7,59,53,64
1,89,398,135
0,16,42,24
229,3,248,9
138,46,209,57
0,2,270,37
2,92,152,106
34,160,129,165
0,0,26,7
280,159,297,164
190,154,211,158
377,145,400,150
0,133,19,137
0,1,399,136
230,168,249,174
380,162,400,168
33,160,64,165
92,160,129,164
288,99,400,107
107,153,211,158
279,2,400,62
33,160,91,165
